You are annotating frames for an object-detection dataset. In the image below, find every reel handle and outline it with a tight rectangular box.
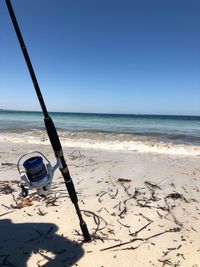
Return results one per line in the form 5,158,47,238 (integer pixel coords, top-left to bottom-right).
20,184,28,198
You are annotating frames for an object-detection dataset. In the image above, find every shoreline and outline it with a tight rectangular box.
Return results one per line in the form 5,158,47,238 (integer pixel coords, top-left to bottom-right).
0,130,200,156
1,110,200,148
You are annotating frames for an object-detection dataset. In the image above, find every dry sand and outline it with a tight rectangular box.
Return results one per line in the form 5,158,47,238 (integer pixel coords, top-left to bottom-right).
0,133,200,267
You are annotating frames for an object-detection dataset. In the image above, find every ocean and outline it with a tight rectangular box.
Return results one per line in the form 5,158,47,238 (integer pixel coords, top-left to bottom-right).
0,110,200,146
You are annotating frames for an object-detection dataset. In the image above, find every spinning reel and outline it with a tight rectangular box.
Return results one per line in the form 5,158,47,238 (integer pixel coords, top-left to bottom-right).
17,151,61,197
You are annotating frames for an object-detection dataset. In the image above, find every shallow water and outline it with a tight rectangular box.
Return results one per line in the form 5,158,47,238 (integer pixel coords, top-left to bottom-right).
0,110,200,145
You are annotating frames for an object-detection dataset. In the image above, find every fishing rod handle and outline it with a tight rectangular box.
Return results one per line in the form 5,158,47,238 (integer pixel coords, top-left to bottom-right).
80,221,91,242
60,160,78,204
60,156,91,241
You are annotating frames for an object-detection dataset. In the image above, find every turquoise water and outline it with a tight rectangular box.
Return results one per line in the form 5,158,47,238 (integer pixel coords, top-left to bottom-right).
0,110,200,145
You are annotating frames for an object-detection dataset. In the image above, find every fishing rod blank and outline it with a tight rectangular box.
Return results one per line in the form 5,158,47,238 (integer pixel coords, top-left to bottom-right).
5,0,91,242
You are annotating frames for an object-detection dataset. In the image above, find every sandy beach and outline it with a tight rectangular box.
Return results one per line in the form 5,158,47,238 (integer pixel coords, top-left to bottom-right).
0,132,200,267
2,0,200,264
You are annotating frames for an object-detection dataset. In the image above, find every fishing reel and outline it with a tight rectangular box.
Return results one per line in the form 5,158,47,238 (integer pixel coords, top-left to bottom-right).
17,151,61,197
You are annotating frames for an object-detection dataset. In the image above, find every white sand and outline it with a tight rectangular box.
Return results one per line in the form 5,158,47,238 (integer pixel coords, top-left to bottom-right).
0,133,200,266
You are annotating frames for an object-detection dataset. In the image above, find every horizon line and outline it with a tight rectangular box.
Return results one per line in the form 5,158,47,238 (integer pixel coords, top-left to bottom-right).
0,108,200,118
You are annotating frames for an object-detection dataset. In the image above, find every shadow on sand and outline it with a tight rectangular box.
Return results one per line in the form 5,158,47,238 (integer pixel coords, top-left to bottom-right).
0,219,84,267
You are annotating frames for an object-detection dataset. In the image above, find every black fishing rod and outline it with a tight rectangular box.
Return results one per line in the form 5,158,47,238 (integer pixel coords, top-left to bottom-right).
5,0,91,242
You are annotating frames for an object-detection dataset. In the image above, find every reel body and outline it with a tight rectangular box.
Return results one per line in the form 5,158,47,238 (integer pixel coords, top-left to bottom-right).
18,151,61,197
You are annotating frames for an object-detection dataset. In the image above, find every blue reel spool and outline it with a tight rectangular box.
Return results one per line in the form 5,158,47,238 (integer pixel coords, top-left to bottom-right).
23,156,47,182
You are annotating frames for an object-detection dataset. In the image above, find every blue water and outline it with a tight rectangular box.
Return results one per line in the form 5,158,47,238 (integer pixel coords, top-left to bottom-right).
0,110,200,145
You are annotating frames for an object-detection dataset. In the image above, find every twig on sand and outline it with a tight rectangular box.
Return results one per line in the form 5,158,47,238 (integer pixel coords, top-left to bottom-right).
11,192,18,206
121,184,132,197
157,258,180,266
144,181,161,190
45,194,59,207
75,210,112,241
37,208,48,216
98,191,108,203
122,187,142,206
117,219,131,228
170,213,183,227
118,207,127,218
113,201,121,211
74,229,82,236
0,211,14,217
136,199,152,208
1,162,16,167
129,221,152,237
110,189,119,199
167,245,182,251
132,187,142,199
1,204,11,210
81,210,108,231
138,213,153,223
93,213,101,234
115,241,149,251
157,210,164,218
100,227,180,251
117,178,131,183
98,207,110,214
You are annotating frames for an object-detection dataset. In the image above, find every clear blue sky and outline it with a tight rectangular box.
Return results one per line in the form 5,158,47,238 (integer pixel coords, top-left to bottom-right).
0,0,199,115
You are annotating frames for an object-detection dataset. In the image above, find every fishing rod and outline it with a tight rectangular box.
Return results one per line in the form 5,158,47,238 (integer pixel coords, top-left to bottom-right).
5,0,91,242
